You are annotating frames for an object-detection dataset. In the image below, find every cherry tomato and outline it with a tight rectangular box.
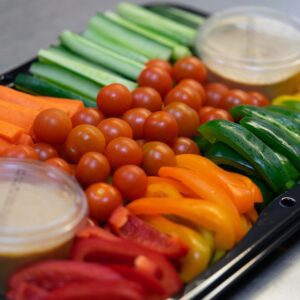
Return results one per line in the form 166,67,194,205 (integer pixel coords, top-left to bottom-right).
71,108,105,127
205,83,229,108
33,143,58,161
122,108,151,139
173,56,207,84
138,67,173,97
75,152,111,188
163,102,199,138
199,108,234,124
65,125,106,163
142,141,176,176
131,87,162,112
172,137,200,155
97,118,133,144
97,83,132,117
146,58,173,75
45,157,73,175
198,106,215,118
105,137,143,170
178,79,206,104
220,89,251,110
85,183,122,223
33,108,72,145
1,145,39,160
143,111,178,144
164,86,202,111
112,165,147,201
248,91,270,107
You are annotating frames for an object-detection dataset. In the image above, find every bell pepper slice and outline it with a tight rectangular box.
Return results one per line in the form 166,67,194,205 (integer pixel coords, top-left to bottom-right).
7,282,47,300
147,176,198,197
108,206,188,258
71,237,182,296
127,197,236,250
142,215,213,282
176,154,261,213
158,166,245,241
245,208,259,224
146,181,183,198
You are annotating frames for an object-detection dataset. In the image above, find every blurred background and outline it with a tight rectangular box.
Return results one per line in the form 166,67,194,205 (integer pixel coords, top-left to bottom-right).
0,0,299,72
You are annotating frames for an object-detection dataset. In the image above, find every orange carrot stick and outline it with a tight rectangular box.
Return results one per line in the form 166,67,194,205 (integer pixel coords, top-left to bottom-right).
0,120,25,143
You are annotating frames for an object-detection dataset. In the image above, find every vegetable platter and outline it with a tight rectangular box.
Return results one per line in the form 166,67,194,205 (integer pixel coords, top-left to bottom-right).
0,2,299,300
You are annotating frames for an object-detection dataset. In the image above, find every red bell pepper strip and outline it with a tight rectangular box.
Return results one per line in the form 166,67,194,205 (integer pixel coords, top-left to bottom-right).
7,282,47,300
71,237,182,297
109,206,189,259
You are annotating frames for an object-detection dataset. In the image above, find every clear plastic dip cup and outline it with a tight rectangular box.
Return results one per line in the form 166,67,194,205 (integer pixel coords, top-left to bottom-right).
0,159,88,292
196,6,300,98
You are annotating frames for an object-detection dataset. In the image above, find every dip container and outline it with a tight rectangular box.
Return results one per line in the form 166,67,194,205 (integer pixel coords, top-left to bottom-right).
0,159,88,292
196,6,300,98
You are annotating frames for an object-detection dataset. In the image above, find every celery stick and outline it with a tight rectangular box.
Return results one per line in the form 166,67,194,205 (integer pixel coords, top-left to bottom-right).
38,46,137,90
60,31,144,80
88,15,171,60
118,3,196,47
104,12,191,61
14,74,97,107
83,29,148,64
30,62,101,100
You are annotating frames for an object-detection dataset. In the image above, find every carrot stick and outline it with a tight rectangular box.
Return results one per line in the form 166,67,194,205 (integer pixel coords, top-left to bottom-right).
0,99,40,133
0,137,13,154
0,120,25,143
0,86,83,117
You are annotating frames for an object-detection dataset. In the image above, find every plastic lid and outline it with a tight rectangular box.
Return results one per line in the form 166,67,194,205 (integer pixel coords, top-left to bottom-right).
0,160,88,253
196,6,300,84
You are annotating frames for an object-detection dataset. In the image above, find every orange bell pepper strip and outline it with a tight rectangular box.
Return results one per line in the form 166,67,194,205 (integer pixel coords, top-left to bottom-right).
175,154,258,213
127,197,236,250
147,176,198,197
158,167,245,241
142,215,213,282
146,181,183,198
245,208,259,224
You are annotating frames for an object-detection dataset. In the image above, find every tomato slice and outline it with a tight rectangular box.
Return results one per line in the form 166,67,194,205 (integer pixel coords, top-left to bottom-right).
109,206,188,259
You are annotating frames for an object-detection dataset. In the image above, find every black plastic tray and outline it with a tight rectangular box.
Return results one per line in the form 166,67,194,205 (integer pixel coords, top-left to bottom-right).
0,4,299,300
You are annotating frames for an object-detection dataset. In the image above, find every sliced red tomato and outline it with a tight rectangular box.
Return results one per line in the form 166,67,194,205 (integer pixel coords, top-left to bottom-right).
109,206,188,258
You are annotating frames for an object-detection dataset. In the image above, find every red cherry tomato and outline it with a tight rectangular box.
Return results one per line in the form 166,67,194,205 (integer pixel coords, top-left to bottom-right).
220,89,251,110
178,79,206,104
97,84,132,117
131,87,163,112
248,91,270,107
173,56,207,84
76,152,111,188
142,141,176,176
71,108,105,127
163,102,199,138
122,108,151,139
146,58,173,75
143,111,178,144
45,157,73,175
138,67,173,97
97,118,133,144
105,137,143,170
164,86,203,111
199,108,234,124
65,125,106,163
1,145,39,160
172,137,200,155
85,183,122,223
33,108,72,145
33,143,58,161
112,165,147,201
205,83,229,108
198,106,215,118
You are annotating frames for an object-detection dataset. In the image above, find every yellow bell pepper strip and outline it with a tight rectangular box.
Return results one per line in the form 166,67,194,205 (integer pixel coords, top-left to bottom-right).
127,197,236,250
146,181,183,198
147,176,198,197
175,154,262,213
142,215,213,282
272,95,300,105
240,215,252,232
210,250,226,264
158,167,245,241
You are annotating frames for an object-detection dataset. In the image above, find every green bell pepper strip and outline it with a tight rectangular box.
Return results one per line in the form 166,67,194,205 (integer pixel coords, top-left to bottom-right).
278,100,300,112
230,105,300,143
240,117,300,171
199,120,296,193
193,135,212,154
265,106,300,122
